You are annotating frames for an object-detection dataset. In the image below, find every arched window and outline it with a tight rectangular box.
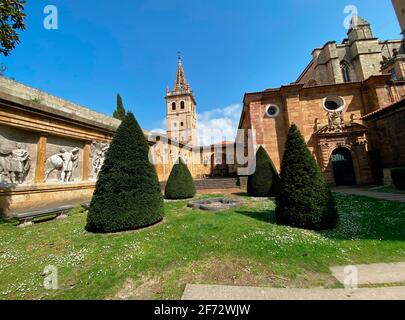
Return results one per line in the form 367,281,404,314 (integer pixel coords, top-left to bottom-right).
340,61,351,83
181,101,185,109
172,102,176,111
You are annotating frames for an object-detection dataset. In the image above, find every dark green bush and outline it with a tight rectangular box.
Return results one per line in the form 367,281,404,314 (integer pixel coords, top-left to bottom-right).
165,158,196,199
86,112,164,233
391,167,405,190
275,124,338,230
247,146,280,197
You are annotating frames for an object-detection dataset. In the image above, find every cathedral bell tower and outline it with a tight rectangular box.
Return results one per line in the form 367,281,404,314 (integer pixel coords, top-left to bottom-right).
165,54,198,146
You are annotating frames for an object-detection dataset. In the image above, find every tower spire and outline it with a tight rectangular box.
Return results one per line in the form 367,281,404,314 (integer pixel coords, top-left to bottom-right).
174,52,190,91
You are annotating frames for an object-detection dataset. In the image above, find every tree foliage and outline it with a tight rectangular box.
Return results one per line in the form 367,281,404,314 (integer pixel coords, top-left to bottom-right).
86,112,164,233
113,93,126,120
275,124,338,230
247,146,280,197
165,157,196,199
0,0,26,56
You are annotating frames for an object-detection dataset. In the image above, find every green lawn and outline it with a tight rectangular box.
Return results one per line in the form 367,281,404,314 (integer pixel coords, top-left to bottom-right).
1,193,405,300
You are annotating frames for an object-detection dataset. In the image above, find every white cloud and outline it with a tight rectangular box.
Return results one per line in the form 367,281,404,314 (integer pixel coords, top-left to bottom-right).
197,104,242,146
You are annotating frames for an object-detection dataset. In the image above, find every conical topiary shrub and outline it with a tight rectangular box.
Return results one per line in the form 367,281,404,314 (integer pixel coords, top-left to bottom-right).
275,124,338,230
86,112,164,233
165,157,196,199
247,146,280,197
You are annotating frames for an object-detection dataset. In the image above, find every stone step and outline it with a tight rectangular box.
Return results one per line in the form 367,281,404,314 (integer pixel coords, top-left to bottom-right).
160,178,239,190
195,182,238,189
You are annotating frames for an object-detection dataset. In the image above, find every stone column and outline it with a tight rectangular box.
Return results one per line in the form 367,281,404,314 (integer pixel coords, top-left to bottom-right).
34,134,47,183
82,142,91,182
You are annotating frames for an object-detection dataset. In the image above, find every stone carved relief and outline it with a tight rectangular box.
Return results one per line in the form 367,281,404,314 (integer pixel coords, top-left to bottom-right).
0,143,31,185
90,141,109,178
327,111,345,132
45,147,80,183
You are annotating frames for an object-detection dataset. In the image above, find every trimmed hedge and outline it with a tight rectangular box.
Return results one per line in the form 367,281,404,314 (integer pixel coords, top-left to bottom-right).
165,157,196,199
275,124,338,230
247,146,280,197
85,112,164,233
391,167,405,190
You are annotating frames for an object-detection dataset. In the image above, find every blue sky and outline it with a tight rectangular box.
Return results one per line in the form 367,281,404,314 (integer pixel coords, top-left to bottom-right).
0,0,401,143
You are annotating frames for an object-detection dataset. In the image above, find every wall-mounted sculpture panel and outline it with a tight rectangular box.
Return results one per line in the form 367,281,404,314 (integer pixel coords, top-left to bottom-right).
0,125,37,186
45,137,84,183
89,140,109,180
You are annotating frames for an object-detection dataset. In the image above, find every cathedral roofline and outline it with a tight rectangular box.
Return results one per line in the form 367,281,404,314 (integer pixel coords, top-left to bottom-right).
247,74,392,99
239,74,392,130
361,93,405,120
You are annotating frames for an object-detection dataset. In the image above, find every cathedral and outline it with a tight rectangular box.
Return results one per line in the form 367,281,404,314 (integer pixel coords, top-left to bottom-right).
238,10,405,186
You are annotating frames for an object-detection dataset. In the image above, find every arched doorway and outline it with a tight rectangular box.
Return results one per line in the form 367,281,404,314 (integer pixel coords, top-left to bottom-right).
331,148,356,186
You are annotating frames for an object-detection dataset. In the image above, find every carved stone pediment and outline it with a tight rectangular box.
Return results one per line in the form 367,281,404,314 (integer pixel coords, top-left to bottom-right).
315,121,368,137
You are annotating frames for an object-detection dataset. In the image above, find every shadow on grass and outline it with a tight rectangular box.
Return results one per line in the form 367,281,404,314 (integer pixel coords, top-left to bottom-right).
236,193,405,241
0,218,17,226
235,209,277,224
319,193,405,241
232,192,250,197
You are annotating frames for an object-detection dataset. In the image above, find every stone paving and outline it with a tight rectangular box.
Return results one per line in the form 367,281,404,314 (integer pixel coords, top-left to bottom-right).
333,186,405,203
182,261,405,300
181,284,405,300
330,262,405,285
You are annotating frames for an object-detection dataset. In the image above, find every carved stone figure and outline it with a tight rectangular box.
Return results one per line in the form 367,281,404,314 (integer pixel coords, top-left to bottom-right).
90,141,109,177
45,147,80,183
0,143,31,184
327,111,345,132
9,144,31,184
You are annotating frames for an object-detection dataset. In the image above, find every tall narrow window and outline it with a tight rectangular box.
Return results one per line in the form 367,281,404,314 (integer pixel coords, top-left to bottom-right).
340,61,351,83
172,102,176,111
181,101,185,109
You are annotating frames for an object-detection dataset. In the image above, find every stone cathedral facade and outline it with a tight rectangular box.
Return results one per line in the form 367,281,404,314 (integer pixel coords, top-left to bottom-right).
238,13,405,186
